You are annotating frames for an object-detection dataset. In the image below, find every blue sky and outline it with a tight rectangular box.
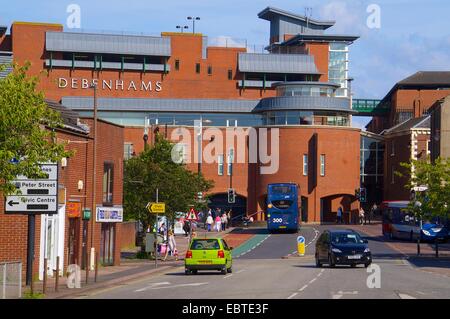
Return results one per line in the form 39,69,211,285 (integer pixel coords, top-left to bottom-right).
2,0,450,129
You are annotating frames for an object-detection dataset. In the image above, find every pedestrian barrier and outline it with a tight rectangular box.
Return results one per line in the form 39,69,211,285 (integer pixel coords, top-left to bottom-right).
0,261,22,299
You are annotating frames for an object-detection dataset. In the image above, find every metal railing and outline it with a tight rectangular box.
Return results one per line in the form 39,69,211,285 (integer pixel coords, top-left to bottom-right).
0,262,22,299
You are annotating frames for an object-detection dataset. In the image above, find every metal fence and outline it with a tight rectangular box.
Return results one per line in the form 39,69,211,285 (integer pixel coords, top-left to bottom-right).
0,262,22,299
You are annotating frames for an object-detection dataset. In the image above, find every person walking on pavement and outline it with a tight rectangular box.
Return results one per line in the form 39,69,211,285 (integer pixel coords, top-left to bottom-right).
163,229,177,261
206,213,213,232
227,210,232,228
337,207,343,224
215,215,222,232
221,212,227,231
369,204,377,224
359,207,365,225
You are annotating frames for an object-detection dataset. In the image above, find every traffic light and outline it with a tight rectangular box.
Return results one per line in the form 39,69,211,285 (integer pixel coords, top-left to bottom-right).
359,187,367,203
228,188,235,203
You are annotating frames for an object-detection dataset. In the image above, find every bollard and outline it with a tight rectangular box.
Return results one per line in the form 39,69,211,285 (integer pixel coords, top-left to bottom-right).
43,258,47,295
55,256,60,292
297,236,305,256
94,252,99,283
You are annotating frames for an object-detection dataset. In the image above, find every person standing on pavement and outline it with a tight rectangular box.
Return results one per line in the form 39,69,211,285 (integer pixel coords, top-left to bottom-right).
221,212,227,231
215,215,222,232
359,207,365,225
206,213,213,232
163,229,177,261
337,207,343,224
369,204,377,224
227,210,232,228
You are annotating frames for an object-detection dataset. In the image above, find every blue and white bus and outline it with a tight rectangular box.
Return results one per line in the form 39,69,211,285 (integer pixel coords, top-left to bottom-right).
267,183,299,233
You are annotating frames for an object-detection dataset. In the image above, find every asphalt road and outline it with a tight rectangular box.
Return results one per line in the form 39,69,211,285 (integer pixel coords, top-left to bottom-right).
80,225,450,299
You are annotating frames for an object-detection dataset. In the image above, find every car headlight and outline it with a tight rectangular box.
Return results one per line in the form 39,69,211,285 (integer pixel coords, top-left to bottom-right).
364,248,370,253
331,248,342,253
422,230,431,236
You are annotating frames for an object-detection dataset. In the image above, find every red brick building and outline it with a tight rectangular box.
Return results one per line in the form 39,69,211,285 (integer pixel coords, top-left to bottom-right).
0,101,124,281
0,6,362,228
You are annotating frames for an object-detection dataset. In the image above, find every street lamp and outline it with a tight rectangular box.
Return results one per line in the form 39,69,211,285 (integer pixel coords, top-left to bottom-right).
89,83,98,271
187,16,200,34
176,25,189,33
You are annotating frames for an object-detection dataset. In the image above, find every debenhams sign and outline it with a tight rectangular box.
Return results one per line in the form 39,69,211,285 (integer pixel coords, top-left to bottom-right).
58,78,163,92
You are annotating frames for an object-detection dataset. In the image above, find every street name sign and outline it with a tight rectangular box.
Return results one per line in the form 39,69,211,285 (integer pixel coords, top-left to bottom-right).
147,202,165,214
5,162,58,214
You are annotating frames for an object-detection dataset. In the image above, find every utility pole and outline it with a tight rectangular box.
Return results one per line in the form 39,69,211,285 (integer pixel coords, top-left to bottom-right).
90,83,98,270
155,188,159,268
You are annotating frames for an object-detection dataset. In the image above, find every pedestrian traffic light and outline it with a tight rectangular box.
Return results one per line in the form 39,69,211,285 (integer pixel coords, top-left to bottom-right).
360,187,367,203
228,188,235,203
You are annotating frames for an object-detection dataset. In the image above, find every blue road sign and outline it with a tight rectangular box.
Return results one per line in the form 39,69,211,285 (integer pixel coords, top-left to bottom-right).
297,236,305,244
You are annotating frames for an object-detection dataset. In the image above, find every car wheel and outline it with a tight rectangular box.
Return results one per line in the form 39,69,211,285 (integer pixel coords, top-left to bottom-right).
328,254,335,268
221,267,227,275
227,267,233,273
315,253,322,267
192,270,198,275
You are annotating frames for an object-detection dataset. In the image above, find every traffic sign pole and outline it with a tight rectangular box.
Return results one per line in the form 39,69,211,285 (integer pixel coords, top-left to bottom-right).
26,214,35,286
155,188,158,269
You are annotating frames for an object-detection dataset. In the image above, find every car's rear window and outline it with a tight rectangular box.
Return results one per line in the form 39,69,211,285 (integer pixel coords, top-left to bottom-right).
190,239,221,250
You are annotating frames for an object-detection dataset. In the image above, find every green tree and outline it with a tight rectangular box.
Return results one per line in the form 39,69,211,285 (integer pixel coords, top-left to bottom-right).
123,134,214,231
0,63,70,195
399,157,450,221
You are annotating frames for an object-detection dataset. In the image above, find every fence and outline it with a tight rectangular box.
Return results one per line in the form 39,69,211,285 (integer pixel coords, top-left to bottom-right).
0,262,22,299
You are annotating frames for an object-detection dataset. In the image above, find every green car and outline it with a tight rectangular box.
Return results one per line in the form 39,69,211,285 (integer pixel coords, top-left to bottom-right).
185,238,233,275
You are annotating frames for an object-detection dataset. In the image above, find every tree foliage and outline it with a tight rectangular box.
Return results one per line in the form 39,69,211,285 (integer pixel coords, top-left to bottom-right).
123,134,214,229
398,157,450,221
0,62,70,195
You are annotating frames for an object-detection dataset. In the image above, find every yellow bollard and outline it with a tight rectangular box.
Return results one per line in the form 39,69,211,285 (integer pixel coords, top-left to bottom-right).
297,236,305,256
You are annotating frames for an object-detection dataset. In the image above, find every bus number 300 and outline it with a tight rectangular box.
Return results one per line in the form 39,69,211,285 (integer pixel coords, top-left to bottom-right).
272,218,283,223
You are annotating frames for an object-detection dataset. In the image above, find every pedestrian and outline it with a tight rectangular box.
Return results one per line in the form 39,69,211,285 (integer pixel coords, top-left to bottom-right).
163,229,177,261
369,204,377,224
215,215,222,232
359,207,365,225
227,210,232,228
206,213,213,232
182,221,190,237
337,207,343,224
159,222,167,240
221,212,227,231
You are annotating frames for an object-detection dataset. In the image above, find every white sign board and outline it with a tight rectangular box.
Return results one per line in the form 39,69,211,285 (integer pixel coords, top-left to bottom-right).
96,206,123,222
5,163,58,214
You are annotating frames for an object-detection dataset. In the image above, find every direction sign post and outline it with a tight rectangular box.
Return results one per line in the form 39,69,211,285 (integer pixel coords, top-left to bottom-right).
4,162,59,286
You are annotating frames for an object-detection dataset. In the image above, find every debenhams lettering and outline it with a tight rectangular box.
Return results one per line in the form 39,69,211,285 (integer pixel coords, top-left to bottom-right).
58,78,163,92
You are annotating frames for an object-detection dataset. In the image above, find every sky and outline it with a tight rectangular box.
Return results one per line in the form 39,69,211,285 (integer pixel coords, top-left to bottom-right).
2,0,450,129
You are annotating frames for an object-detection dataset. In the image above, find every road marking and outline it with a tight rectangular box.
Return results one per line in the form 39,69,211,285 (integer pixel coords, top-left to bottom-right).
298,285,308,292
332,294,343,299
135,281,171,292
287,292,298,299
398,293,416,299
223,274,233,279
236,269,246,274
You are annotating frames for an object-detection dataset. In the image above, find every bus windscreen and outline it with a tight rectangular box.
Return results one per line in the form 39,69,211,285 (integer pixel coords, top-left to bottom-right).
270,186,291,194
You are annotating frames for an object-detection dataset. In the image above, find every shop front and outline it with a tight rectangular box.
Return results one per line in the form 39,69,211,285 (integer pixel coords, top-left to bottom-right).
96,206,123,266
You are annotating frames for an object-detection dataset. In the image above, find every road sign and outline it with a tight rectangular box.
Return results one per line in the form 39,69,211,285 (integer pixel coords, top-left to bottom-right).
5,163,58,214
297,236,305,256
186,207,198,221
146,202,165,214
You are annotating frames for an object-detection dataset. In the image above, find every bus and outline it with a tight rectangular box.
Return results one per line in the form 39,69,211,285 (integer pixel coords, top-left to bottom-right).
381,201,449,241
266,183,299,233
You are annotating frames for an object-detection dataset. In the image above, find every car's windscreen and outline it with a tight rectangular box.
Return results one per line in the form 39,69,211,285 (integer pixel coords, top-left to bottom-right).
331,233,364,244
190,239,220,250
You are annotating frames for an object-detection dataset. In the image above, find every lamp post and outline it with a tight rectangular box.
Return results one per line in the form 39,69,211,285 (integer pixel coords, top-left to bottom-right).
187,16,200,34
176,25,189,33
89,83,98,271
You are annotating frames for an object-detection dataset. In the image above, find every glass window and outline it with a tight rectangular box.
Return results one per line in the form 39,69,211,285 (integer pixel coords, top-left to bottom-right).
124,143,134,160
195,63,201,73
228,69,233,80
218,154,224,176
208,65,212,75
320,155,325,176
227,148,234,176
303,154,308,176
175,59,180,71
102,162,114,204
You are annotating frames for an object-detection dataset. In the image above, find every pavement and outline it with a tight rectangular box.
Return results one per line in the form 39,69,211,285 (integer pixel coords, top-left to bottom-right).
31,223,450,299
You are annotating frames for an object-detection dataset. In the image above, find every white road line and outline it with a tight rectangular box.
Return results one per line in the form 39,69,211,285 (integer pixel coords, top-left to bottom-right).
135,282,171,292
287,292,298,299
223,274,233,279
332,294,343,299
299,285,308,292
309,278,317,284
236,269,246,274
398,293,416,299
147,282,208,290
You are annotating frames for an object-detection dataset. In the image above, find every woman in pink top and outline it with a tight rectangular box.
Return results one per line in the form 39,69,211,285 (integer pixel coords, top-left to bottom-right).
215,215,222,232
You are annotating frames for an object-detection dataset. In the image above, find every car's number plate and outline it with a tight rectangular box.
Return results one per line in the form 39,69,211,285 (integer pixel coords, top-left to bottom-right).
198,260,213,264
348,255,362,260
